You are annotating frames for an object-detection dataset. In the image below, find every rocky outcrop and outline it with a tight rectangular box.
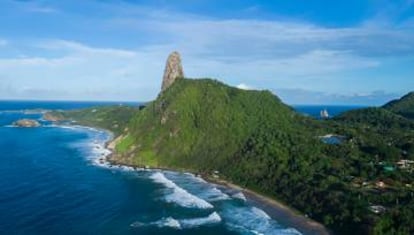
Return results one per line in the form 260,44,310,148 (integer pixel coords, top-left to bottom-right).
13,119,40,127
43,112,65,122
161,51,184,92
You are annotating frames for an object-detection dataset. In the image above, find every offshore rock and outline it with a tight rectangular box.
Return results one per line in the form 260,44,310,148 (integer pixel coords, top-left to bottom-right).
13,119,41,127
161,51,184,92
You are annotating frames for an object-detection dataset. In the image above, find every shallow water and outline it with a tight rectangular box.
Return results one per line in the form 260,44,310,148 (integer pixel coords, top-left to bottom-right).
0,101,302,235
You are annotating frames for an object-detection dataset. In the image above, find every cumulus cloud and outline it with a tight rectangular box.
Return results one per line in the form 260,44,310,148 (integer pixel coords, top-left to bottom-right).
236,83,255,90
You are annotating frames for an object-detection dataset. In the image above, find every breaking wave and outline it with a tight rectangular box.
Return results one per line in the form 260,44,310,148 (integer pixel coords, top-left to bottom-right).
222,205,301,235
163,172,230,202
232,192,247,201
130,212,222,230
150,172,214,209
180,212,222,228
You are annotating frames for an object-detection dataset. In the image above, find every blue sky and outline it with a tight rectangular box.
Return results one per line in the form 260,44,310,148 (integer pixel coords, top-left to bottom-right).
0,0,413,105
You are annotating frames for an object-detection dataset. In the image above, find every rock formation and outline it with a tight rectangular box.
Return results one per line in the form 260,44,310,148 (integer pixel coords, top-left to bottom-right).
161,51,184,92
43,112,64,122
13,119,41,127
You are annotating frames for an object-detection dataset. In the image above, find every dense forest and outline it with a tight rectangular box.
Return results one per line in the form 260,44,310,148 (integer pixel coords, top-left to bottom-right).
47,79,414,235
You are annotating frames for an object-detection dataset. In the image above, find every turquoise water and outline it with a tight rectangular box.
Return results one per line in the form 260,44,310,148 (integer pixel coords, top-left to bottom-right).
0,101,306,235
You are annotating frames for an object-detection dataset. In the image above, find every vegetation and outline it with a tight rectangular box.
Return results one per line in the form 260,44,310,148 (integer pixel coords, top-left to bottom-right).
50,79,414,235
383,92,414,119
46,105,140,135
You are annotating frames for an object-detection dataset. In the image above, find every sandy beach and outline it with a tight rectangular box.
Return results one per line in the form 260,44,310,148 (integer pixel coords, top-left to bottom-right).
209,178,332,235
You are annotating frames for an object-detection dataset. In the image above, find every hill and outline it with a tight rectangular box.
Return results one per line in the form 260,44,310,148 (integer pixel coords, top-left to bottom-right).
111,78,389,234
383,92,414,119
112,78,319,169
334,107,414,129
44,79,414,234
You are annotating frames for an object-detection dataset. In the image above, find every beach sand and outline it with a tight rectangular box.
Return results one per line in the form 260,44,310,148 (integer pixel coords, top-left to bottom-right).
209,178,332,235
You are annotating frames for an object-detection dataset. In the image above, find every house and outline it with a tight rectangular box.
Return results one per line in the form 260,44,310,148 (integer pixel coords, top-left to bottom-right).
396,159,414,169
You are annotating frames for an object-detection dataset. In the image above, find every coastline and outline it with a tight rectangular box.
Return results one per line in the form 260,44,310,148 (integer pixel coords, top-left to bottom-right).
208,178,332,235
68,123,331,235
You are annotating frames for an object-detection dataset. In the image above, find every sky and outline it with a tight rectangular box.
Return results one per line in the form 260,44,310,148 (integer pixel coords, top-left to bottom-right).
0,0,413,105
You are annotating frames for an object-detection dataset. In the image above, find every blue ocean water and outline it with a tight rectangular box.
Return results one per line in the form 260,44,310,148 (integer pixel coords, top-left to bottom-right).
293,105,367,118
1,101,329,235
0,100,138,111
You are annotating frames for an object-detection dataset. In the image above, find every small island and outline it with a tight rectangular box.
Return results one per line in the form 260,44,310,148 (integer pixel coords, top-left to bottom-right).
13,119,41,128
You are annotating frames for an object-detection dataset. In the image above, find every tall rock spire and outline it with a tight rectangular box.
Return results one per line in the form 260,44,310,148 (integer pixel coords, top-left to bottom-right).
161,51,184,92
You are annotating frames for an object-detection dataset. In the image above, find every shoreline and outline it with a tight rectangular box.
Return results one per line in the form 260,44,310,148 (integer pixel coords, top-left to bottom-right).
208,178,332,235
65,123,332,235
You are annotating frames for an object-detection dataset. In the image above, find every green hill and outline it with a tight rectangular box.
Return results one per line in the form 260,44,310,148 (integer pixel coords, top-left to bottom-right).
383,92,414,119
112,78,321,170
112,78,378,233
47,79,414,234
45,106,139,135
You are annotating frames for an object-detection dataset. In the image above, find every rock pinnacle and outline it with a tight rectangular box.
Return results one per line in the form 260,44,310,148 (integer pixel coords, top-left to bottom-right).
161,51,184,92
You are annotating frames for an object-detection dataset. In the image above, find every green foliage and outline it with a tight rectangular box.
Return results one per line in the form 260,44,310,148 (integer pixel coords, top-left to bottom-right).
115,134,134,153
47,105,139,135
335,107,414,129
115,79,414,234
54,81,414,235
384,92,414,120
121,78,305,169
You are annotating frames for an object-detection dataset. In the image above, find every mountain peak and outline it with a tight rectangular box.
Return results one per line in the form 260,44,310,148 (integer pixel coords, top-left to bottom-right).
161,51,184,92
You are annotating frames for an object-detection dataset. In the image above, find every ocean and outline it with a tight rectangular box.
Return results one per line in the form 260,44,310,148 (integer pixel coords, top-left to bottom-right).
0,101,361,235
293,105,367,119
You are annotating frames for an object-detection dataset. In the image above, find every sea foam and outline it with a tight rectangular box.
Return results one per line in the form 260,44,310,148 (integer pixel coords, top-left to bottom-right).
222,205,302,235
164,172,230,202
180,212,222,228
232,192,247,201
150,172,214,209
130,212,222,230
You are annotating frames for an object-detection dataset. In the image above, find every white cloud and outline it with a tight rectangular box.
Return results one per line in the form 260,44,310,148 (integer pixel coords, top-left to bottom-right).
0,2,413,102
0,40,164,101
274,88,400,105
112,15,414,58
236,83,255,90
37,40,137,57
0,39,386,101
